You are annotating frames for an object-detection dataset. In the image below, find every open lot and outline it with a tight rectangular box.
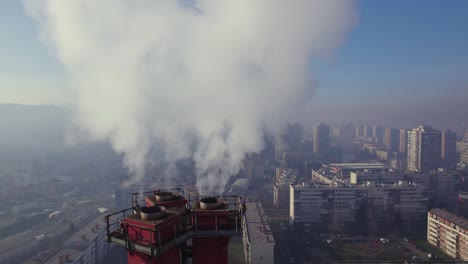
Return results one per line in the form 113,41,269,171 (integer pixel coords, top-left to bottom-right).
336,240,405,262
414,240,454,262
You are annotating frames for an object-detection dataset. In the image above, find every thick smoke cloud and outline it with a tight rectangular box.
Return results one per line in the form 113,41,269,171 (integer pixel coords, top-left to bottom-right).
24,0,356,194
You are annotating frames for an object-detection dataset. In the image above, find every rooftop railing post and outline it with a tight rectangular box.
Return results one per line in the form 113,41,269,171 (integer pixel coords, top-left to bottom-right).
196,214,198,234
174,224,177,247
158,229,162,254
150,229,154,256
215,214,218,235
125,226,129,250
105,216,110,242
235,212,238,234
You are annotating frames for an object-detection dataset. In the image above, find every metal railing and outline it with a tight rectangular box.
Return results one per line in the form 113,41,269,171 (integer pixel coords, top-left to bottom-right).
131,188,186,207
105,190,244,257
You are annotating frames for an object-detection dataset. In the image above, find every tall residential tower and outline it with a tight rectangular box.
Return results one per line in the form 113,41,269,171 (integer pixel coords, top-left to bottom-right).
407,126,442,172
441,129,458,169
384,128,400,153
313,123,331,159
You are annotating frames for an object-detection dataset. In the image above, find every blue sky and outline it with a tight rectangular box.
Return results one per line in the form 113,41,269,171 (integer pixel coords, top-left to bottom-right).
0,1,68,104
1,0,467,105
312,0,468,104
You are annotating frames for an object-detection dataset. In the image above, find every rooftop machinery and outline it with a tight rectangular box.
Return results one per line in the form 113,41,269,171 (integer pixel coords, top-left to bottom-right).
105,189,243,264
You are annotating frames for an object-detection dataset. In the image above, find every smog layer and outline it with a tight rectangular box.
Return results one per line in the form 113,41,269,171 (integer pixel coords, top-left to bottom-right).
24,0,356,194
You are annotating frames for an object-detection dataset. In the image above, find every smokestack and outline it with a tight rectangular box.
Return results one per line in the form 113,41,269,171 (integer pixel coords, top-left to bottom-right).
199,197,222,210
140,206,166,220
155,191,175,202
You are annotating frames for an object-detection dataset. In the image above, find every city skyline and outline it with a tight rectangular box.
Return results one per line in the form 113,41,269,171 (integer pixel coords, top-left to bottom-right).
1,2,468,263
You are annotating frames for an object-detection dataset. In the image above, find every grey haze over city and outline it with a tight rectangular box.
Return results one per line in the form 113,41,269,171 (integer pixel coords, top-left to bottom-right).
22,0,356,193
1,1,468,263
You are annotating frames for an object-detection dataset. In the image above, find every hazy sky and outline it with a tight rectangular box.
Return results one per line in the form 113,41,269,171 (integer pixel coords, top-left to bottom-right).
1,0,468,105
2,1,468,191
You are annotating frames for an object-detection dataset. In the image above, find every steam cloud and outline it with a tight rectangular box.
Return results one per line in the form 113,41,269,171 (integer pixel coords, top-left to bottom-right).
24,0,356,194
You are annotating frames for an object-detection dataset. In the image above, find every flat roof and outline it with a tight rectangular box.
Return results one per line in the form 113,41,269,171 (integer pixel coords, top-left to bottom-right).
329,163,386,170
430,208,468,230
43,212,108,264
244,202,274,244
293,181,424,190
232,178,249,188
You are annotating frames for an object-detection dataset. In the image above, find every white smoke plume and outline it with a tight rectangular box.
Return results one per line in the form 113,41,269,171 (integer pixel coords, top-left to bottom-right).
24,0,356,194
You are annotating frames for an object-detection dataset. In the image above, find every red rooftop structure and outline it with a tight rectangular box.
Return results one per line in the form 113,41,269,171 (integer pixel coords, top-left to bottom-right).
105,189,243,264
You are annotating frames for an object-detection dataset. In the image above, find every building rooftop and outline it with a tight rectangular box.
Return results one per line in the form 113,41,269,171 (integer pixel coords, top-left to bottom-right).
276,167,298,187
244,202,274,244
229,178,250,194
351,169,456,175
328,163,386,170
293,181,423,190
430,208,468,230
43,212,108,264
232,178,249,189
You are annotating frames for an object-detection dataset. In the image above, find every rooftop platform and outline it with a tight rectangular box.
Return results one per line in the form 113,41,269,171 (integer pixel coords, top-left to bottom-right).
430,208,468,230
244,202,274,244
328,163,386,170
105,192,244,257
44,212,107,264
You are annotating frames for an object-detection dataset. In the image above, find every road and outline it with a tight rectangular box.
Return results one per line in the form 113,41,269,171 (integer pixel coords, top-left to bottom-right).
0,219,70,264
399,239,430,261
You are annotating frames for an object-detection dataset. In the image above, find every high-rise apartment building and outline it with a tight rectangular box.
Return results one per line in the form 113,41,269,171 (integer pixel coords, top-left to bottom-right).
290,182,428,233
372,125,384,143
347,170,458,210
399,129,408,153
276,123,303,156
384,128,400,153
313,123,331,158
407,126,442,172
363,125,373,138
441,130,458,169
338,122,355,143
356,125,364,139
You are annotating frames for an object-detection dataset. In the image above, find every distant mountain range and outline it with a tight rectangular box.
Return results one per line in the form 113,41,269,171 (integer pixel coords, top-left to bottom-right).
1,100,466,150
0,104,70,148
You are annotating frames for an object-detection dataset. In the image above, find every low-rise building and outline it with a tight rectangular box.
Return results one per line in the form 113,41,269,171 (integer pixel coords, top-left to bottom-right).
228,178,250,196
273,167,298,208
390,158,406,171
43,213,110,264
428,208,468,261
275,167,298,183
319,163,386,178
243,202,275,264
273,185,290,209
375,149,390,161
